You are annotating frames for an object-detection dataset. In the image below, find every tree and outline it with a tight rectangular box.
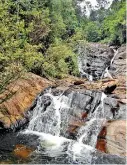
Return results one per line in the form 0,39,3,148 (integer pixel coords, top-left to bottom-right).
43,42,79,78
85,22,101,42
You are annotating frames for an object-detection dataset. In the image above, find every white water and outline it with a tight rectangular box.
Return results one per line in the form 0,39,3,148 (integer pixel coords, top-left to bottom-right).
102,48,118,79
27,91,69,136
77,92,107,148
78,57,93,81
101,92,107,116
104,67,113,79
23,129,95,164
67,141,94,164
89,75,93,81
111,49,118,65
88,92,107,119
24,130,71,149
24,89,107,162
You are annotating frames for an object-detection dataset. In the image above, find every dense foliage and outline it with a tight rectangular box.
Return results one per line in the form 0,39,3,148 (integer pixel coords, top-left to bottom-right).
0,0,126,80
86,0,126,44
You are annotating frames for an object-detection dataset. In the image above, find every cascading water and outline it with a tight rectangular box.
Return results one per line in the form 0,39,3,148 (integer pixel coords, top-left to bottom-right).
111,48,118,65
20,47,124,164
102,48,118,79
76,92,107,147
78,45,119,81
65,92,107,163
27,91,70,136
22,89,109,164
103,67,113,79
78,56,93,81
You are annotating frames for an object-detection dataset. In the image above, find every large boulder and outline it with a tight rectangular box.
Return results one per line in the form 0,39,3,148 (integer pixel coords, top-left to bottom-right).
106,120,126,156
96,120,126,157
0,73,52,129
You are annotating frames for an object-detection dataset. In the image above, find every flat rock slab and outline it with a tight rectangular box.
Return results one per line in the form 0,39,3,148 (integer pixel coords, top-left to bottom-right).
106,120,126,156
0,73,52,129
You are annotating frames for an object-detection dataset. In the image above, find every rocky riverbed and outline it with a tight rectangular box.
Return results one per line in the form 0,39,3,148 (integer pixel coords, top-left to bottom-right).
0,43,126,164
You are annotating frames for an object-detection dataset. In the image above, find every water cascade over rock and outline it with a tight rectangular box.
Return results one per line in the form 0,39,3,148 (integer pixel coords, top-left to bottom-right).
22,84,125,164
0,44,126,164
78,43,119,81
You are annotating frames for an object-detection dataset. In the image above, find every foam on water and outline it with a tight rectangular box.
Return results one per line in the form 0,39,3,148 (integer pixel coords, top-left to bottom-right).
24,89,108,162
77,118,106,147
27,91,69,136
24,130,70,148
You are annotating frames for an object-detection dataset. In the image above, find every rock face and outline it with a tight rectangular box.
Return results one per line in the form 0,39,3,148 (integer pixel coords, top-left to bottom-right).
0,73,51,129
78,43,113,80
106,120,126,156
109,45,126,77
77,43,126,156
26,86,125,144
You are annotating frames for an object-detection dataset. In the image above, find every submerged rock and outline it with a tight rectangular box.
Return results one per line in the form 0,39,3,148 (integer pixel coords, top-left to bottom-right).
13,144,34,159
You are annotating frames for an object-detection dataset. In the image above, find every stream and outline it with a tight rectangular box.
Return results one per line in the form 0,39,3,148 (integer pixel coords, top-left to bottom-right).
0,45,126,164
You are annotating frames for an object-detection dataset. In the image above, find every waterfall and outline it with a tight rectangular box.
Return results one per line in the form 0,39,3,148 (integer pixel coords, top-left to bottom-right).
88,92,107,119
16,43,126,164
77,92,107,147
66,92,107,163
102,48,118,79
27,90,69,136
111,49,118,65
26,90,107,147
20,84,126,164
78,56,93,81
89,75,93,81
104,67,113,79
78,56,84,76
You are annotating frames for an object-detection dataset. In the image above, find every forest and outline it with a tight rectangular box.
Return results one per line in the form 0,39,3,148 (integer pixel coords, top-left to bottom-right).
0,1,126,164
0,0,126,94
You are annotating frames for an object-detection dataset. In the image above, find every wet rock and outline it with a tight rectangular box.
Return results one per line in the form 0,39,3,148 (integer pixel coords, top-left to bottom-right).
0,73,52,129
106,120,126,156
109,45,126,77
78,43,113,80
93,151,126,164
13,144,34,159
104,84,117,94
74,80,84,85
27,86,126,140
96,126,107,153
96,139,106,153
98,126,107,139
